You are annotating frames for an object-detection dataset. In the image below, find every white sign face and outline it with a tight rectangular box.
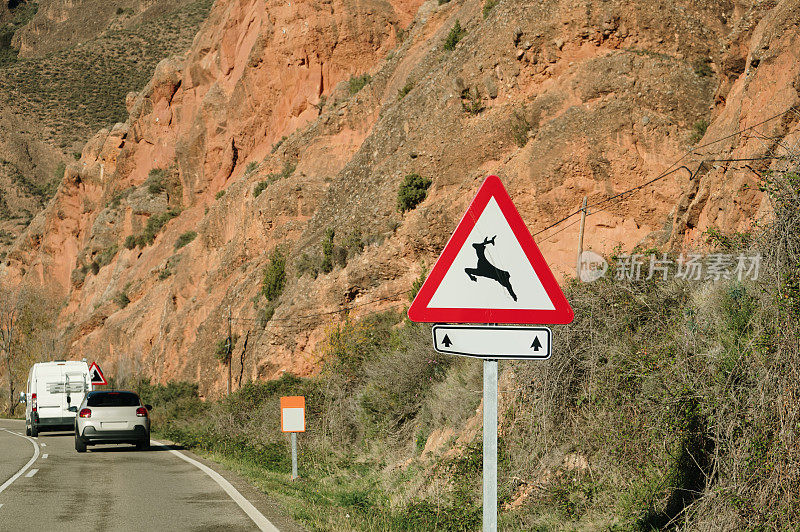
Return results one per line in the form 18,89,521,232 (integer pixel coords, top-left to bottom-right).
432,325,552,360
282,407,305,432
426,198,556,311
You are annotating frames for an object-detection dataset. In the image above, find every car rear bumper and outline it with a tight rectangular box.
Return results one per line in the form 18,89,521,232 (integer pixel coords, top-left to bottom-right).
34,415,75,431
79,425,150,444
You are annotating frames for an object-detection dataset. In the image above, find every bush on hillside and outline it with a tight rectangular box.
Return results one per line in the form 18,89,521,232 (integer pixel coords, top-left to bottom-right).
443,20,466,51
262,247,286,301
174,231,197,249
397,173,432,212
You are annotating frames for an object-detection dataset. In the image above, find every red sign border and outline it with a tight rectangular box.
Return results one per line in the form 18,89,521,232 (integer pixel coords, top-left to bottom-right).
88,361,108,385
407,175,574,324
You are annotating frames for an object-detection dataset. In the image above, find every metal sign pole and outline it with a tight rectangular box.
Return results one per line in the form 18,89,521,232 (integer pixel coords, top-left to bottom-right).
291,432,298,480
483,359,498,531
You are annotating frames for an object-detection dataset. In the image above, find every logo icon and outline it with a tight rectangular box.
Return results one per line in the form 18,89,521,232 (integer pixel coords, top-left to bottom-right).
578,250,608,282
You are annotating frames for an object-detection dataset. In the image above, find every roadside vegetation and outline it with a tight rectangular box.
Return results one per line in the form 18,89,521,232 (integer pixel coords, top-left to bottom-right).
107,162,800,530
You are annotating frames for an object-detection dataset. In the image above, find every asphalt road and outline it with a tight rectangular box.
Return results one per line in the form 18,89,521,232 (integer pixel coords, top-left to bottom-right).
0,419,304,532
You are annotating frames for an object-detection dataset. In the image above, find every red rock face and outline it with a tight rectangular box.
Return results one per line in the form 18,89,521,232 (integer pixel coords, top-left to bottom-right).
2,0,799,396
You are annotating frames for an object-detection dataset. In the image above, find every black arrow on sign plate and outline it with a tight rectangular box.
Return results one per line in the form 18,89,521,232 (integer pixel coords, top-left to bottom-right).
442,334,453,348
531,336,542,351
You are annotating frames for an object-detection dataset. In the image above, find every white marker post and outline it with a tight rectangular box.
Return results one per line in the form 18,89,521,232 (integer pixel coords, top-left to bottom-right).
280,396,306,481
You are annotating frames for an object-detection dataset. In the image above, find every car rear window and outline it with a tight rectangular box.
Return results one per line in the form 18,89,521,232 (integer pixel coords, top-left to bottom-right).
86,392,140,407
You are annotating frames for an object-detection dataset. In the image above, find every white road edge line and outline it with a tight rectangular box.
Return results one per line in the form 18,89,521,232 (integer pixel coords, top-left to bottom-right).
151,440,279,532
25,469,38,478
0,429,40,495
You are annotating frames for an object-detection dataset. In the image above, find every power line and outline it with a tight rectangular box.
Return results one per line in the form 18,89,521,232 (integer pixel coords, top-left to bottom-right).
214,289,413,328
532,106,797,239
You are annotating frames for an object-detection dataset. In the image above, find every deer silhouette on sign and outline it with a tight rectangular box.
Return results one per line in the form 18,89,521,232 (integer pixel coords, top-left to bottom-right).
465,236,517,301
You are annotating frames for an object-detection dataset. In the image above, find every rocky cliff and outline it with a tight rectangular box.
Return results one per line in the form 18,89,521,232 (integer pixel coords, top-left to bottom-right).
2,0,799,395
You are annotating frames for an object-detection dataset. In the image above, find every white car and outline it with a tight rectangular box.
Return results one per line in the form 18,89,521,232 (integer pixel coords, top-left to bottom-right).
74,391,151,452
20,360,92,437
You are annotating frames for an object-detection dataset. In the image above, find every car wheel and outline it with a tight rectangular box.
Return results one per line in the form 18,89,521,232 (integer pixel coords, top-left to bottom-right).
136,440,149,451
30,424,38,438
75,435,87,453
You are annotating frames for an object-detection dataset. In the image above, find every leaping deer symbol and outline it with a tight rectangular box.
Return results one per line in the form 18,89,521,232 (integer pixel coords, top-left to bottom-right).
465,236,517,301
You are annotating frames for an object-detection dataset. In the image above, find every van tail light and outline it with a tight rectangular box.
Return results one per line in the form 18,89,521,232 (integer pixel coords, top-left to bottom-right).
136,407,148,417
31,393,37,413
79,408,91,418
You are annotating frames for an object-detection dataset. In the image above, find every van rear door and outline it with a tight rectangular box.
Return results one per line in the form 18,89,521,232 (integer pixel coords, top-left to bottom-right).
37,364,67,420
64,370,89,414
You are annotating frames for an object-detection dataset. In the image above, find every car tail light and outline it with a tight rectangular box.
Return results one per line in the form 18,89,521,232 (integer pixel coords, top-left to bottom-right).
31,393,37,413
79,408,91,418
136,407,148,417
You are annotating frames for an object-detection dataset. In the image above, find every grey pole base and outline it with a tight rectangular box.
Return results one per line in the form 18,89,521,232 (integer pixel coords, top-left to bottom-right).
483,359,498,531
291,432,298,481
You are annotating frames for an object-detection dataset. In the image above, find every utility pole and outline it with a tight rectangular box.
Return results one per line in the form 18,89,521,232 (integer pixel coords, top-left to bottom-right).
227,307,232,396
576,196,588,279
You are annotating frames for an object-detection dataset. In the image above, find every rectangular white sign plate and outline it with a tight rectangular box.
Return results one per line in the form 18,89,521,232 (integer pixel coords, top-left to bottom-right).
282,407,305,432
432,325,552,360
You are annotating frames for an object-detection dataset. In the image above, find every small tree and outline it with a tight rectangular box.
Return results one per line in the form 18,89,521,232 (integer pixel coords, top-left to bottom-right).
321,228,335,273
262,247,286,301
0,283,61,416
443,20,466,51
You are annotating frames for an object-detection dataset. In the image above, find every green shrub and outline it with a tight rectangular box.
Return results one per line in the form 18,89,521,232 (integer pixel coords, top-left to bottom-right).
262,247,286,301
460,87,484,115
409,266,428,301
483,0,499,16
254,161,295,197
258,303,276,327
321,228,335,274
510,108,533,147
443,20,466,51
146,168,167,194
296,252,320,279
214,335,238,363
175,231,197,249
215,190,225,199
693,58,713,77
96,245,118,267
114,291,130,308
690,119,709,144
245,161,259,174
271,136,287,153
348,73,371,95
253,180,269,197
124,235,137,249
398,81,414,99
140,209,179,246
55,162,66,181
397,173,432,213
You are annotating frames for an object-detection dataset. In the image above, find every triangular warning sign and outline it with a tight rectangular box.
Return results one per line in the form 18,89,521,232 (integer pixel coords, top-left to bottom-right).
408,175,573,324
89,362,108,385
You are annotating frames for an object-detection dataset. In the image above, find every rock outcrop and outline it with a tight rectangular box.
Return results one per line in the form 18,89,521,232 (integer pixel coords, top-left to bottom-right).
2,0,799,395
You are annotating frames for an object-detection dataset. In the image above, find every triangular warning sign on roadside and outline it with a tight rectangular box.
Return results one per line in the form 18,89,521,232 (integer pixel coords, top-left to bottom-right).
408,175,573,325
89,362,107,385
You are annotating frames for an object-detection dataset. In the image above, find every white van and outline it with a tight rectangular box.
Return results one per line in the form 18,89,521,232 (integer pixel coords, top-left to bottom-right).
19,360,92,437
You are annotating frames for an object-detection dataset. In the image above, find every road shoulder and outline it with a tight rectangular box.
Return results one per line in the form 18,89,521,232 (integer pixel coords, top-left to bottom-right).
153,438,307,532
